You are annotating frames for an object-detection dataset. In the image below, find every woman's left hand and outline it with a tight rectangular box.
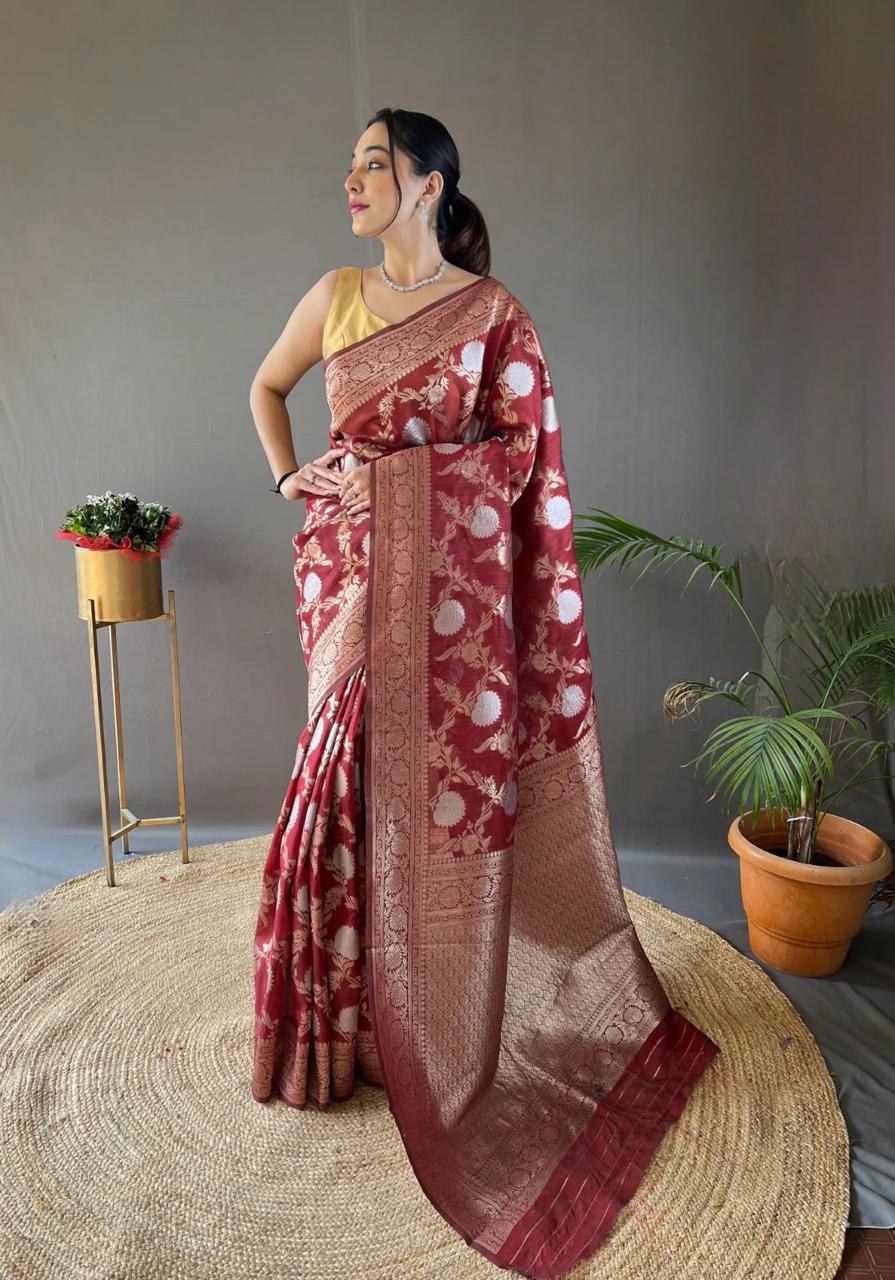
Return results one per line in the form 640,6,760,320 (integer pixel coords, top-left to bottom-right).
339,461,371,515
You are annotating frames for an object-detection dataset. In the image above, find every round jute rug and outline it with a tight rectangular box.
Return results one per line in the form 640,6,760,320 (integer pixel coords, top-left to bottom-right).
0,836,848,1280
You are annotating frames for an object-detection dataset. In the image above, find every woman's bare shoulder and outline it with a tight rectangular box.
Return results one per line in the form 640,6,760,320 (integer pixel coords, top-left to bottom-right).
289,267,346,338
284,268,344,328
310,267,344,311
251,269,345,394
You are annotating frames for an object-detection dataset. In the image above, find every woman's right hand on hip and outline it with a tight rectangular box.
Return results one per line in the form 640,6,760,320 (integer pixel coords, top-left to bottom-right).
280,446,347,499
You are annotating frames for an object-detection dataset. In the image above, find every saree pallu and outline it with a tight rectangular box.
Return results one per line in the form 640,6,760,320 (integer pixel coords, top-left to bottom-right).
253,276,720,1279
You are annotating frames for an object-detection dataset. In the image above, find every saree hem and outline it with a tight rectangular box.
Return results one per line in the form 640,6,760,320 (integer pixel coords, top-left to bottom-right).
251,1078,383,1113
480,1007,719,1278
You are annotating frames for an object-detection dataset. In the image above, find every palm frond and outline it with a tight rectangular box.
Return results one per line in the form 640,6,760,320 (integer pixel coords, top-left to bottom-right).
686,712,843,823
573,510,743,601
662,676,753,722
782,584,895,712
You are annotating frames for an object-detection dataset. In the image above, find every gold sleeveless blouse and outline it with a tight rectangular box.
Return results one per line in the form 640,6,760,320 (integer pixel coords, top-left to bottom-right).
321,266,390,360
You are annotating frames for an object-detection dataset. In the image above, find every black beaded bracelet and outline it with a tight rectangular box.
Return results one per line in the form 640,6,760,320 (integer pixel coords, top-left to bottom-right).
269,468,300,494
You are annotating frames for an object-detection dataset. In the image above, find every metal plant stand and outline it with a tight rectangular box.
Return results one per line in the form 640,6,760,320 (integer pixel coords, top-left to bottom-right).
84,588,189,887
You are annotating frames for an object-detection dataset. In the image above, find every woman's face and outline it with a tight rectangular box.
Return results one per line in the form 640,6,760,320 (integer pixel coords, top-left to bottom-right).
344,122,437,235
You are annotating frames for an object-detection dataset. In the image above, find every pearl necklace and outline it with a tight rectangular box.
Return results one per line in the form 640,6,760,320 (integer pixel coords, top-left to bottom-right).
378,258,446,292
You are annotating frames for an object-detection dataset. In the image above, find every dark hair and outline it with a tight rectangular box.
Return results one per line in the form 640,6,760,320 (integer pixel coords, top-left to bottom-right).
364,107,491,277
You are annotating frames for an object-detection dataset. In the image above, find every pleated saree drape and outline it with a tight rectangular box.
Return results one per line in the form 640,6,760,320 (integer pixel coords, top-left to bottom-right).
252,275,720,1279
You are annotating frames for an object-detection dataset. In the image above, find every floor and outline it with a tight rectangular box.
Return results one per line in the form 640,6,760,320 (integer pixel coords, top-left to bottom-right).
1,819,894,1242
837,1229,895,1279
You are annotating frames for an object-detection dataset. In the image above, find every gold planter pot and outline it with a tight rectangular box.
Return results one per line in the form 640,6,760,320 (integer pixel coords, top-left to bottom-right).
75,545,164,621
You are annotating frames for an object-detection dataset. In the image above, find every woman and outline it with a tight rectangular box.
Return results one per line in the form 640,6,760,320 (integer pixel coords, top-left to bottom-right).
249,106,719,1280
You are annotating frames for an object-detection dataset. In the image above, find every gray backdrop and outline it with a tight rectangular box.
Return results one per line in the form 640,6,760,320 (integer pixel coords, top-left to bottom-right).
1,0,894,1224
3,0,891,862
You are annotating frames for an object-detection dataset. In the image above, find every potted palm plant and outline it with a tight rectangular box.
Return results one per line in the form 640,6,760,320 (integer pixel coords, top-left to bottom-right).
57,490,183,622
573,511,894,977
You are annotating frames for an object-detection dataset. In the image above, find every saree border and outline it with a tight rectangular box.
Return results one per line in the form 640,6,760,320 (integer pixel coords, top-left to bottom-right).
364,443,488,1249
307,577,367,723
483,1007,718,1277
323,272,492,373
324,276,506,435
363,444,430,1102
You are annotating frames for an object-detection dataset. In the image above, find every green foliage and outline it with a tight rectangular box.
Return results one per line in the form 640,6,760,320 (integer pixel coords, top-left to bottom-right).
573,509,744,601
59,490,174,554
574,508,895,857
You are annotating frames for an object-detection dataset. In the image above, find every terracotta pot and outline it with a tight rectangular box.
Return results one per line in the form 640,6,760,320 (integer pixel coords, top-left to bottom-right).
727,808,892,977
74,545,164,622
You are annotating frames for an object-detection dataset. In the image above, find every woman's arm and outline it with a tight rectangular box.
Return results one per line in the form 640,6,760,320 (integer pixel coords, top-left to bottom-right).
249,270,340,489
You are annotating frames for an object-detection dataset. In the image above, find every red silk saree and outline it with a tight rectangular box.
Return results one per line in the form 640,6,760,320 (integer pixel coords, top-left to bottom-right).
252,275,719,1279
